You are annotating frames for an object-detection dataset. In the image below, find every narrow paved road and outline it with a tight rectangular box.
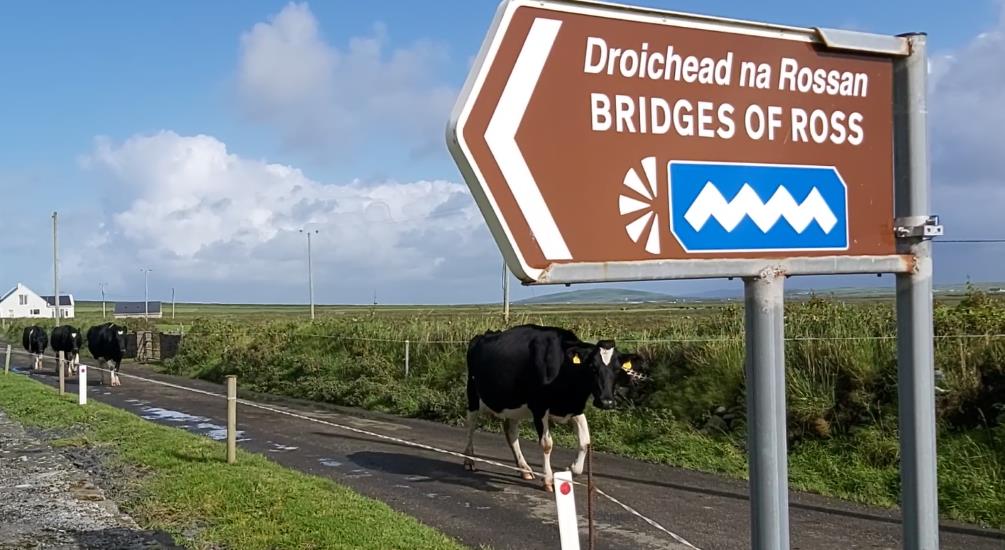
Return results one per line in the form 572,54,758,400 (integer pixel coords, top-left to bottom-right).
7,354,1004,550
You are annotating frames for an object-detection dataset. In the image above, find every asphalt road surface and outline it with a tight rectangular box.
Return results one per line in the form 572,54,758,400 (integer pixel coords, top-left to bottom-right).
6,354,1004,550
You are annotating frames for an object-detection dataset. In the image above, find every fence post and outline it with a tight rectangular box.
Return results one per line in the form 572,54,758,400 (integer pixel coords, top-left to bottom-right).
4,345,10,375
227,375,237,464
404,340,410,378
78,362,87,405
58,351,65,395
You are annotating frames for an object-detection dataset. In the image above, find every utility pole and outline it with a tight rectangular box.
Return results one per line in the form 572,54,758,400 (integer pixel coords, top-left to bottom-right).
502,258,510,322
52,212,59,321
300,229,319,320
171,287,176,320
140,268,152,321
99,283,108,319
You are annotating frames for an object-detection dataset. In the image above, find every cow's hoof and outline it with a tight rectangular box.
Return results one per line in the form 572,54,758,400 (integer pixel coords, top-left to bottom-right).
520,470,535,481
543,482,554,493
463,459,477,472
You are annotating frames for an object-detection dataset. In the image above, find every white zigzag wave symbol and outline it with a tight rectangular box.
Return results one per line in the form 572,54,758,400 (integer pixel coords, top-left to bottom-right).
683,182,838,234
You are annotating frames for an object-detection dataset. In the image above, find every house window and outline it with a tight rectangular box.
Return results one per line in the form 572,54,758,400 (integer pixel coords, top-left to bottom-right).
31,309,39,315
19,295,27,306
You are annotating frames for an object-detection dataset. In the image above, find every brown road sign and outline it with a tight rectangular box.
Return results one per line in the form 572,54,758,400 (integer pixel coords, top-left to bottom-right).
447,0,906,284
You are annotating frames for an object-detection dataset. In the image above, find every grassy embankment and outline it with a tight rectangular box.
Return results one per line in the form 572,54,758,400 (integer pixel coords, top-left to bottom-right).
0,373,464,550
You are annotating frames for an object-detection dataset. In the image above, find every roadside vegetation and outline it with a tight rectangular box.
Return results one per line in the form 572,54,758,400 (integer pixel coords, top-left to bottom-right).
4,289,1004,528
0,374,464,550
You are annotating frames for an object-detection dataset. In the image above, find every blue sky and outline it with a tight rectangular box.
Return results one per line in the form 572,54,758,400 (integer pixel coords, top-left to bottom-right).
1,1,1002,305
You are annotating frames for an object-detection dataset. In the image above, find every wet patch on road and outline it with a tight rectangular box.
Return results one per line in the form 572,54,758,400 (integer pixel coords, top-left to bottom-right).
135,405,250,443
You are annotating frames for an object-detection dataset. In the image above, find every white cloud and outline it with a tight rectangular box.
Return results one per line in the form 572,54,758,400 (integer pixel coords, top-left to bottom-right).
76,131,495,302
237,2,456,158
929,5,1005,187
928,4,1005,282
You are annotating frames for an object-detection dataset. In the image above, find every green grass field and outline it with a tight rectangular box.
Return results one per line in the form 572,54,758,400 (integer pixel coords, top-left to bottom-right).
0,374,464,550
6,288,1004,529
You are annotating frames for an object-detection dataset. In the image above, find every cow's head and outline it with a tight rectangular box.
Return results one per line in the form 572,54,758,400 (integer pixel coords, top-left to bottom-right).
566,340,639,410
111,325,128,353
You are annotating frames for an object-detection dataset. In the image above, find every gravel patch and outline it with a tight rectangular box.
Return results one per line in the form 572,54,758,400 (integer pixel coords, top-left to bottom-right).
0,410,178,549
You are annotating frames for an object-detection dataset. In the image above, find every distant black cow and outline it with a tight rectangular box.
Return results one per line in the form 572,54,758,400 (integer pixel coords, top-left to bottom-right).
51,325,84,376
463,324,641,492
21,325,48,370
87,323,127,386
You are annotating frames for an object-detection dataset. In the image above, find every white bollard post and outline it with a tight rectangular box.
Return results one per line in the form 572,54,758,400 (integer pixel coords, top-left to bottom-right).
3,344,10,375
553,470,581,550
78,363,87,405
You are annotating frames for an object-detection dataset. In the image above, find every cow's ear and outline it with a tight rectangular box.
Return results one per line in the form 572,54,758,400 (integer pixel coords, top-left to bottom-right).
619,353,643,372
565,345,592,365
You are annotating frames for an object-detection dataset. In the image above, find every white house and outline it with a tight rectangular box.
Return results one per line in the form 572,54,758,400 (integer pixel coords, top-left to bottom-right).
42,294,75,319
0,283,74,319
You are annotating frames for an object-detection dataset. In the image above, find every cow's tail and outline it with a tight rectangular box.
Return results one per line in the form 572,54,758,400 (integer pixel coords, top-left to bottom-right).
465,331,498,413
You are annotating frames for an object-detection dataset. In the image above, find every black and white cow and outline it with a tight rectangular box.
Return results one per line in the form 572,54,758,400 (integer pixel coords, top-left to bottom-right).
87,323,127,386
463,324,641,492
21,325,48,371
51,325,84,376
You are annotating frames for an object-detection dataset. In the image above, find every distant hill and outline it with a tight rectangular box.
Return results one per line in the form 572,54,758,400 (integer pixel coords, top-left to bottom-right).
514,282,1005,306
515,288,679,305
682,281,1005,301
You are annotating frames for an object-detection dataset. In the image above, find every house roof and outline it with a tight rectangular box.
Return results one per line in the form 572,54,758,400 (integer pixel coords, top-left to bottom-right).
114,301,162,314
0,283,42,305
41,295,73,306
0,286,17,303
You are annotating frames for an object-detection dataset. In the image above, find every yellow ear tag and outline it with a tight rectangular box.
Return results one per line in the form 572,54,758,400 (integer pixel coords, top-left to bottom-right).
621,360,633,372
572,354,581,365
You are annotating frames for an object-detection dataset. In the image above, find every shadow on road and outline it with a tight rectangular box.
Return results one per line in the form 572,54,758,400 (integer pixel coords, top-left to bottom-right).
20,370,109,386
345,450,534,493
587,469,1002,539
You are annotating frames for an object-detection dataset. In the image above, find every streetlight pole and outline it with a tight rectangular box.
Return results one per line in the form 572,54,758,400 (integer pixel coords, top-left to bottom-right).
300,229,319,320
52,212,59,321
99,283,108,319
140,269,152,322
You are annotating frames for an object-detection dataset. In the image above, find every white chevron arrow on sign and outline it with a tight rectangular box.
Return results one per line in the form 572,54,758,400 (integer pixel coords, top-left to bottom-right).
483,17,571,261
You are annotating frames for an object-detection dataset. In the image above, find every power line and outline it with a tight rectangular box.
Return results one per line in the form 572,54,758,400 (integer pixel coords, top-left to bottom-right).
934,239,1005,243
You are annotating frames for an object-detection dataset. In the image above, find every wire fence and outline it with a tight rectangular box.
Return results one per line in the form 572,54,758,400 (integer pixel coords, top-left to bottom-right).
227,331,1005,346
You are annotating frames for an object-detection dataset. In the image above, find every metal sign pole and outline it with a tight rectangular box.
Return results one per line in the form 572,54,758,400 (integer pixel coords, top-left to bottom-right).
744,269,789,550
893,32,939,550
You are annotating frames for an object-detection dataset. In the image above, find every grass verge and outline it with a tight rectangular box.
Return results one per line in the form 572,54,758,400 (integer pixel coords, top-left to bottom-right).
0,373,465,550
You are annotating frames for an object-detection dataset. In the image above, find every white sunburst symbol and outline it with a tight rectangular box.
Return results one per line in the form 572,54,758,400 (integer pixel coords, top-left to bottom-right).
618,156,661,254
